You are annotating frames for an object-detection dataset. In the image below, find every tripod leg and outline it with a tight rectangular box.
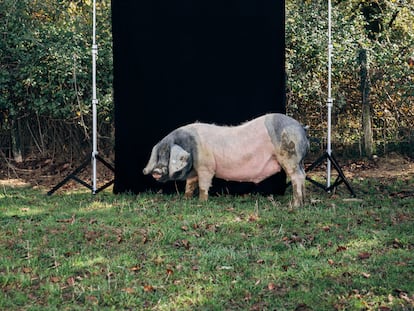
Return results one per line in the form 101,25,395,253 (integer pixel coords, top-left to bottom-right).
304,152,329,192
306,152,328,173
96,154,115,172
327,154,356,197
47,157,91,195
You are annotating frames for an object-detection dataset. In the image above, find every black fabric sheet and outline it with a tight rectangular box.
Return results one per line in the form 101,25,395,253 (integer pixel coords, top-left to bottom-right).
112,0,287,195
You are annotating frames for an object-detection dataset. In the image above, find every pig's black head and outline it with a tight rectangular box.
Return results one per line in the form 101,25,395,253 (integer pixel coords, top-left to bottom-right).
143,143,193,182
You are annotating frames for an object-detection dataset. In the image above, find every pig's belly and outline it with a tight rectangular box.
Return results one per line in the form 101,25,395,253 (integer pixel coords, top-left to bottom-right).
214,154,282,184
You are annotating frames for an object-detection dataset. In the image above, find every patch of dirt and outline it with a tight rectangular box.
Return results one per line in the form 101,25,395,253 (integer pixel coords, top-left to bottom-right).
0,153,412,191
304,152,414,180
0,154,115,192
343,153,414,180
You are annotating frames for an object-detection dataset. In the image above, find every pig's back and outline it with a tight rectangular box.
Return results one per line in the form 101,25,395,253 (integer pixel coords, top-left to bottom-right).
186,115,281,183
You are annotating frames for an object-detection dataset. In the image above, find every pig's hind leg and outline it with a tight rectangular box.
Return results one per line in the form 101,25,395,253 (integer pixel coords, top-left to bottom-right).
287,164,306,207
279,157,306,207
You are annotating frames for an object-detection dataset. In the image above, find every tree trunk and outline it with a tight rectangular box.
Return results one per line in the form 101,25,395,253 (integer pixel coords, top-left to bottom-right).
10,117,23,163
359,49,374,158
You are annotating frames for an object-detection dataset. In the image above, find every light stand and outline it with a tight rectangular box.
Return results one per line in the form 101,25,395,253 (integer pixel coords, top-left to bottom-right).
48,0,114,195
305,0,355,196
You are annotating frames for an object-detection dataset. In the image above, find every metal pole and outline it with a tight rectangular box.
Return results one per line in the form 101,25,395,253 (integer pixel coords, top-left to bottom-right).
326,0,333,188
92,0,98,194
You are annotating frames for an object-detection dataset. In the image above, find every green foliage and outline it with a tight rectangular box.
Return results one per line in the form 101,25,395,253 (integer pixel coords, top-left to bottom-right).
1,177,414,310
286,0,414,156
1,0,413,159
0,0,112,157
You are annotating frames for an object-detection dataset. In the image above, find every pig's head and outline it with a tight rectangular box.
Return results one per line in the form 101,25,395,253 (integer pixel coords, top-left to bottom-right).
143,143,193,182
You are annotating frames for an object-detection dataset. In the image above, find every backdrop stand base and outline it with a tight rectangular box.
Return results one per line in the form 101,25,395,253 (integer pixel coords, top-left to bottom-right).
47,155,114,196
305,152,356,196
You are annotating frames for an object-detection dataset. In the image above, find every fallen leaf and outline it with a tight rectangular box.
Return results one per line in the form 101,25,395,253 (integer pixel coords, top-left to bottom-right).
268,282,276,291
322,225,331,232
336,245,347,253
129,265,142,272
327,259,335,266
248,214,259,222
392,238,404,249
310,198,322,205
122,287,135,294
143,285,155,292
85,231,100,241
361,272,371,278
22,267,32,273
217,266,233,270
50,276,60,283
181,239,190,249
244,291,252,301
399,292,413,304
117,234,123,244
206,223,218,232
358,252,371,260
66,277,75,286
85,295,99,305
57,215,75,224
173,239,190,250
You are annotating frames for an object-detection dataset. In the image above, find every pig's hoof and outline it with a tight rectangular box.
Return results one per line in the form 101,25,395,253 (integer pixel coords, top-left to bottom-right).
199,192,209,201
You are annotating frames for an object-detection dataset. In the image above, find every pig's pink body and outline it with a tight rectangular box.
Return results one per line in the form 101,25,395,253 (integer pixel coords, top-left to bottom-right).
188,116,282,183
143,113,309,206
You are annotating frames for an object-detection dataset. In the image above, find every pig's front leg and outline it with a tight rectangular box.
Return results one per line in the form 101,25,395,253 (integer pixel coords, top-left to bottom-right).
197,168,214,201
184,175,198,198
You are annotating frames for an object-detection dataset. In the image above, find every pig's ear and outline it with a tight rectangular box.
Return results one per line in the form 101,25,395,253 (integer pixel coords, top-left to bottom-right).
169,145,190,177
143,145,158,175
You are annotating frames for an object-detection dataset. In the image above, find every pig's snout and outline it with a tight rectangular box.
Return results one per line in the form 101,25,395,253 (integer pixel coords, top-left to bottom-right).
143,166,167,181
151,167,163,180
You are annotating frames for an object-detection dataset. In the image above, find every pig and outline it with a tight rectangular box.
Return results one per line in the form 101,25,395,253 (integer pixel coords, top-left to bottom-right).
143,113,309,207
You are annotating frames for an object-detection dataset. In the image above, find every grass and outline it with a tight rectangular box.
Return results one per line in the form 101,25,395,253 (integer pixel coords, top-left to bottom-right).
1,177,414,310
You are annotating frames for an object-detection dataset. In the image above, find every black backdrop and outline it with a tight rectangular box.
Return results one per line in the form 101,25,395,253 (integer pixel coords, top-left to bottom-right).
112,0,287,195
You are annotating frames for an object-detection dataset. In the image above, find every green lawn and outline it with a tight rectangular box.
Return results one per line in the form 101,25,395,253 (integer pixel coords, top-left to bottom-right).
1,177,413,310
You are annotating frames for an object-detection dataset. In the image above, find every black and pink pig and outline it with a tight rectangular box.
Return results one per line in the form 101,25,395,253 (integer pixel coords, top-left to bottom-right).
143,113,309,207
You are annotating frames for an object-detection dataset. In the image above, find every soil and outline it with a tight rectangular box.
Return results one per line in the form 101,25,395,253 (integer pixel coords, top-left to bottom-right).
0,154,115,192
0,153,413,192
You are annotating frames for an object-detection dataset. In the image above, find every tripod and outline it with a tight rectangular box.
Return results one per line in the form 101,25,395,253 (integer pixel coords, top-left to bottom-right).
306,0,355,197
306,151,355,196
48,0,114,196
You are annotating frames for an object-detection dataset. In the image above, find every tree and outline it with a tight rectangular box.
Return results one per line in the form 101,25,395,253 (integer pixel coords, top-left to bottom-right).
286,0,414,156
0,0,113,161
359,48,374,158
